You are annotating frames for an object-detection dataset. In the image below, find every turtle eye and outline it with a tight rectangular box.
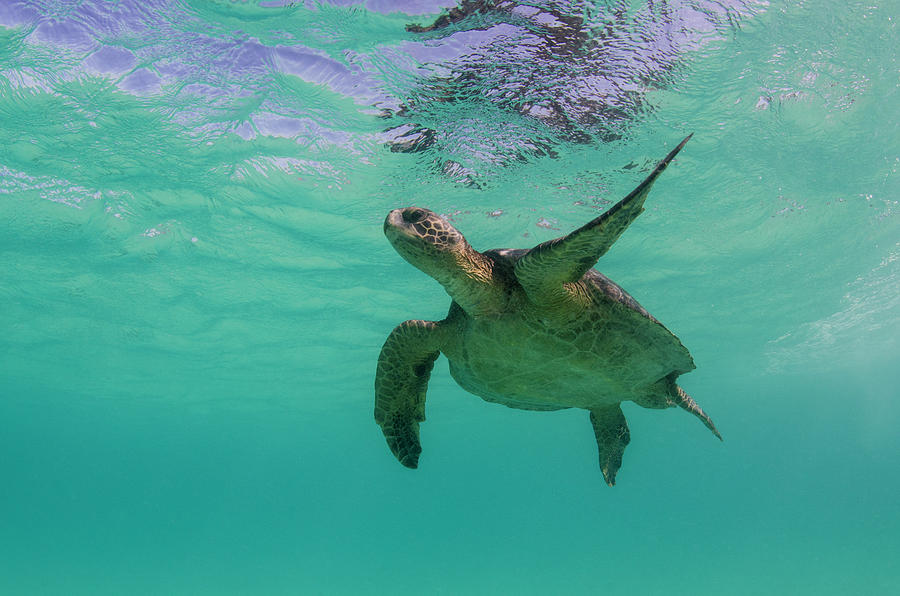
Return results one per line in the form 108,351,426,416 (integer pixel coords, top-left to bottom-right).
403,208,427,224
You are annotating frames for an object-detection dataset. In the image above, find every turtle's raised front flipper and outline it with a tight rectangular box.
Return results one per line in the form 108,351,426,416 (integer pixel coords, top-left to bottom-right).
589,405,631,486
375,320,443,468
515,135,691,303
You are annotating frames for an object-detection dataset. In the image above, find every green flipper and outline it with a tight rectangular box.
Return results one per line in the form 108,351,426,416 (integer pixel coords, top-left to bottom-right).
375,320,442,468
515,135,692,303
590,405,631,486
672,384,723,441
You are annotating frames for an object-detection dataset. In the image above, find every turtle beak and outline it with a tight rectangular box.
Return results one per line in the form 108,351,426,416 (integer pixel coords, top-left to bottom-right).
384,208,420,248
385,208,404,231
385,207,431,238
384,208,407,239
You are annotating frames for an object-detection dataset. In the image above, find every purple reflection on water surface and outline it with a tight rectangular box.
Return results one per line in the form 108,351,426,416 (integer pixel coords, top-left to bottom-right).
1,0,762,179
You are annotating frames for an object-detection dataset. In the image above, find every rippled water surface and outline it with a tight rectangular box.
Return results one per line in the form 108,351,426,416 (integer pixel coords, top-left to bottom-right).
1,1,898,593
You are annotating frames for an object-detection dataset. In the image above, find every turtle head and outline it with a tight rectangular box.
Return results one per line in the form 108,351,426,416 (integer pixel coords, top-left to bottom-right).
384,207,470,278
385,206,498,307
384,207,501,313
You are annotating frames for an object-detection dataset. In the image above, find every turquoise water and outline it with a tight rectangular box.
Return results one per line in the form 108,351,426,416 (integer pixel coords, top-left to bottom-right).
1,0,898,593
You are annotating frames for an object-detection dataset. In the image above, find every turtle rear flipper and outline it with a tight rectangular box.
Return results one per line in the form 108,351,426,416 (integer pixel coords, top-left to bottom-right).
590,405,631,486
671,384,722,441
375,320,443,468
634,379,723,441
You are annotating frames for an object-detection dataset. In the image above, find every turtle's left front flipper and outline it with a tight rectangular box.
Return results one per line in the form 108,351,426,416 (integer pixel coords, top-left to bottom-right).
375,320,443,468
515,135,692,303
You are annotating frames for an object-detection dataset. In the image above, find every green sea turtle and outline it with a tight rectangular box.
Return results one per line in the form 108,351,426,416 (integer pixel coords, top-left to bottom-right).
375,135,720,486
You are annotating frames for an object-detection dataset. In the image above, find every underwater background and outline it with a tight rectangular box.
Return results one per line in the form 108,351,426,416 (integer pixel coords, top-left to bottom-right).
1,0,898,593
